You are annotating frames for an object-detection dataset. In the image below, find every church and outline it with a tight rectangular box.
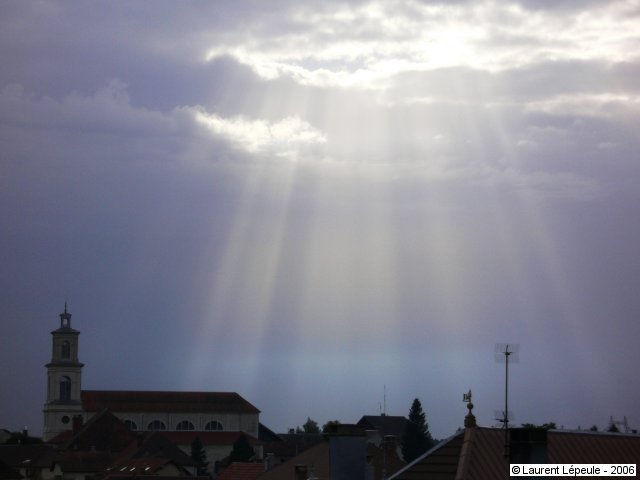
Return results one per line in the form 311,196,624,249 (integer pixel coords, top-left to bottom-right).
43,306,261,443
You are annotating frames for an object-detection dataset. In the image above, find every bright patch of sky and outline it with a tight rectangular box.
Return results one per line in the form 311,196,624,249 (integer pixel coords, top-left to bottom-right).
205,1,640,90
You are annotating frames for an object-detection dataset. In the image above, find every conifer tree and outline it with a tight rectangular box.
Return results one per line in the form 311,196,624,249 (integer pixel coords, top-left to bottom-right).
401,398,435,463
302,417,321,434
229,433,255,462
190,437,209,476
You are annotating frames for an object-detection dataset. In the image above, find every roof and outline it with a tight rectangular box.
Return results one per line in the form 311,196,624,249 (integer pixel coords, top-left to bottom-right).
0,458,22,479
357,416,409,439
262,433,324,459
389,430,465,480
81,391,260,414
549,429,640,463
0,445,57,469
259,441,330,480
258,424,281,443
389,427,640,480
121,432,197,467
52,451,117,473
159,431,261,447
60,410,137,452
216,462,265,480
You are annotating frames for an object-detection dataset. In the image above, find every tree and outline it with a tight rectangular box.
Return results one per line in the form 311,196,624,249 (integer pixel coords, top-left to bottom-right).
401,398,435,463
322,420,341,433
300,417,320,434
190,437,209,476
229,434,255,462
520,422,557,430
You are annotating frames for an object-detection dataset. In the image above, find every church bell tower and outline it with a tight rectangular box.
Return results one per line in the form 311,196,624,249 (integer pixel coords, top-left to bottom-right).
43,304,84,441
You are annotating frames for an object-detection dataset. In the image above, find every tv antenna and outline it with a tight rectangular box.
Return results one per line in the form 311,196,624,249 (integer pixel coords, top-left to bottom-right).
609,416,630,433
495,343,519,458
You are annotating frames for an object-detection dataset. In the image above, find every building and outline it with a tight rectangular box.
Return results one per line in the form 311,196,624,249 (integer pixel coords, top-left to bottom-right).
388,401,640,480
42,306,262,468
259,424,405,480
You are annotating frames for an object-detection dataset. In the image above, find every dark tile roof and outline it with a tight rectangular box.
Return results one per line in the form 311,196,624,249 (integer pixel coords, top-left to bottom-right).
217,462,265,480
159,431,261,447
549,430,640,463
61,410,137,452
52,451,117,473
0,458,22,480
0,445,57,469
357,416,409,439
122,432,197,467
259,441,330,480
82,391,260,414
390,430,465,480
258,424,281,443
102,476,208,480
262,433,324,458
389,427,640,479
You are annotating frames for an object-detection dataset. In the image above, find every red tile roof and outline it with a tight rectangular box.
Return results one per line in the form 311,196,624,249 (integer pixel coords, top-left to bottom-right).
81,391,260,414
216,462,265,480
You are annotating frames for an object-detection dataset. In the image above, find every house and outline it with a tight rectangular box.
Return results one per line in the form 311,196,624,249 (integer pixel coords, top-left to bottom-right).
258,424,405,480
356,416,408,442
0,444,55,480
389,401,640,479
261,432,324,470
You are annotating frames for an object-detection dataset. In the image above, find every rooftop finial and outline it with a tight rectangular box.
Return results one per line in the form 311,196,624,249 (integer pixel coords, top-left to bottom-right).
463,390,476,428
60,302,72,328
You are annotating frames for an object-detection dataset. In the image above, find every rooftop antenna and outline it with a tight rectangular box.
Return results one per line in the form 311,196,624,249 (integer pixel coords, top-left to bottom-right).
609,416,630,433
383,385,387,416
495,343,519,459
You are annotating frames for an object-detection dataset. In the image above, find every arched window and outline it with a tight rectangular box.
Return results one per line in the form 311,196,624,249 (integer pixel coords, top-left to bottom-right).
61,341,71,359
147,420,166,431
204,420,223,431
176,420,195,431
59,376,71,401
124,419,138,431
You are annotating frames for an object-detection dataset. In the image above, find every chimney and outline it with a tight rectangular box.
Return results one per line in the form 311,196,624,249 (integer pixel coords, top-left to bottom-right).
72,415,84,434
509,428,548,464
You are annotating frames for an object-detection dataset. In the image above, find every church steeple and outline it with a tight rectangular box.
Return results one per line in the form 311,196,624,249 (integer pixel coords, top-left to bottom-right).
59,302,71,329
43,305,84,441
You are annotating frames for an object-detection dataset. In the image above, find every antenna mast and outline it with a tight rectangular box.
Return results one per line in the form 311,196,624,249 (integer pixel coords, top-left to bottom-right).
383,385,387,416
495,343,519,459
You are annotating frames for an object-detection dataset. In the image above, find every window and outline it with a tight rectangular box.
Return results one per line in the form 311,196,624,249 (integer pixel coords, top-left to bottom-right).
61,341,71,359
123,419,138,431
176,420,195,431
204,420,223,431
59,376,71,401
147,420,166,431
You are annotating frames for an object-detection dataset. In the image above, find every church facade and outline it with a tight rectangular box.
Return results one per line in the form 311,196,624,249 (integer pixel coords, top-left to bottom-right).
43,306,260,442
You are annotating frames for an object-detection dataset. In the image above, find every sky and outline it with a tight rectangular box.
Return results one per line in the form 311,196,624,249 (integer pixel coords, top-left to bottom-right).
1,0,640,440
